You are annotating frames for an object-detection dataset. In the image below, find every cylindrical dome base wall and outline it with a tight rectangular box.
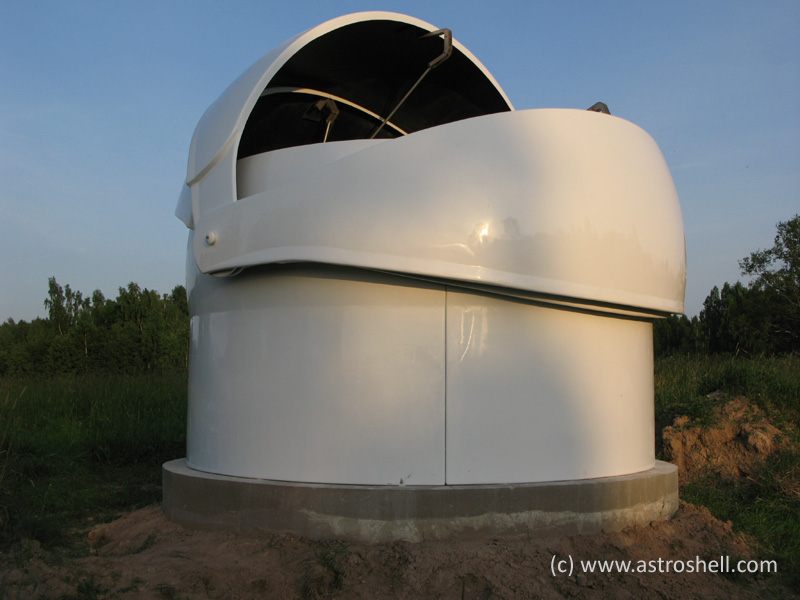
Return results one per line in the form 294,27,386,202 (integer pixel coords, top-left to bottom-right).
186,263,655,486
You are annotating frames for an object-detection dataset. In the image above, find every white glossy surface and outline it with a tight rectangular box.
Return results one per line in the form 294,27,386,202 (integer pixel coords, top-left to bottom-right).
186,263,446,485
185,264,657,484
196,109,685,314
177,11,685,315
235,139,384,199
446,290,655,484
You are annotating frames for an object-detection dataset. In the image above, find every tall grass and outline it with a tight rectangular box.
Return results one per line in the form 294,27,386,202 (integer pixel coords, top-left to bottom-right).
655,354,800,428
683,449,800,587
0,374,186,547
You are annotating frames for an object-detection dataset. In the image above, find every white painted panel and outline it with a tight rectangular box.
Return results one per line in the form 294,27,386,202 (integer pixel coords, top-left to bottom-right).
445,290,654,484
194,109,685,314
187,266,446,485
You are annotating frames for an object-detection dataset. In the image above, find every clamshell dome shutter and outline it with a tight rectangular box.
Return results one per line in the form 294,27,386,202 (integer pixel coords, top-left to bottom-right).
180,11,684,316
238,20,512,157
177,12,513,229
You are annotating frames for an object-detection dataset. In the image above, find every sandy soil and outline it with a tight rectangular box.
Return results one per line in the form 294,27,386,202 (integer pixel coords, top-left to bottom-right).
2,394,796,599
663,393,795,486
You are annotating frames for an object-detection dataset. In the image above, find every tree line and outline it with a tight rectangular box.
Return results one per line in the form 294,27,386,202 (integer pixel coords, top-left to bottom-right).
0,279,189,376
655,214,799,357
1,215,796,375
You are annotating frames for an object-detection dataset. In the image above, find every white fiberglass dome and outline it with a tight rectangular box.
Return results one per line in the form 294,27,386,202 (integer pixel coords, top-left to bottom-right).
174,12,687,492
177,11,686,316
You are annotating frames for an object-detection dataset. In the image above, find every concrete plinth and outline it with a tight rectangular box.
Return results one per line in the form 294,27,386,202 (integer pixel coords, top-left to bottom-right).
162,459,678,543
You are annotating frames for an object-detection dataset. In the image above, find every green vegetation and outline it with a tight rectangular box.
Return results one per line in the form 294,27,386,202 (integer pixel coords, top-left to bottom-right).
0,374,186,548
0,278,189,376
0,276,190,548
655,354,800,428
655,214,799,357
683,448,800,588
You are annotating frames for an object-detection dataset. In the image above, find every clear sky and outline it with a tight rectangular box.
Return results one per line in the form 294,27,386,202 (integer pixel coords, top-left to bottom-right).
2,1,798,321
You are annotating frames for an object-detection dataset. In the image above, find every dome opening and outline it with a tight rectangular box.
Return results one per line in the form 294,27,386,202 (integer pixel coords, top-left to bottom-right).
237,19,512,159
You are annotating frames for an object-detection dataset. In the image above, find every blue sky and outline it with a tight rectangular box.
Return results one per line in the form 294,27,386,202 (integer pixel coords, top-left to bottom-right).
2,1,798,321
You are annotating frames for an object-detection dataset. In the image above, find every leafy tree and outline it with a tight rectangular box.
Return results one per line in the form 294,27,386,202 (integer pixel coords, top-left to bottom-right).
699,285,720,353
739,214,799,352
43,277,68,335
653,314,700,356
693,215,799,356
4,278,191,375
157,286,190,371
740,214,800,301
0,317,52,375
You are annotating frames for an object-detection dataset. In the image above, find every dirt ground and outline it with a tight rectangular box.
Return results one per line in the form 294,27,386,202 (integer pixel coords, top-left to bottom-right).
662,392,795,487
2,394,797,600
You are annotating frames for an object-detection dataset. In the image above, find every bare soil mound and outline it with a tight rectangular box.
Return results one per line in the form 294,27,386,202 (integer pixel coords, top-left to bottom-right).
663,393,793,486
2,502,792,599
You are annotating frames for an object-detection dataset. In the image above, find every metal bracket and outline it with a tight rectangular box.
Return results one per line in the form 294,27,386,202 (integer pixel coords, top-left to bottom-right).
370,28,454,139
587,102,611,115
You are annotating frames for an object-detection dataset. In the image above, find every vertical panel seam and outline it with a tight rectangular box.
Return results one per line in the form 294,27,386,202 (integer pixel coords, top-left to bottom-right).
444,285,449,485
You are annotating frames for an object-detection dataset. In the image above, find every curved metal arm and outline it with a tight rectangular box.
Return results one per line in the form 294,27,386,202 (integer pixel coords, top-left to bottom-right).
370,28,453,139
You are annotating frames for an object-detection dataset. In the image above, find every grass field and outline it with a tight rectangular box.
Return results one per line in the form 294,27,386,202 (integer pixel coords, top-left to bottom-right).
655,354,800,429
0,375,186,549
1,356,798,584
